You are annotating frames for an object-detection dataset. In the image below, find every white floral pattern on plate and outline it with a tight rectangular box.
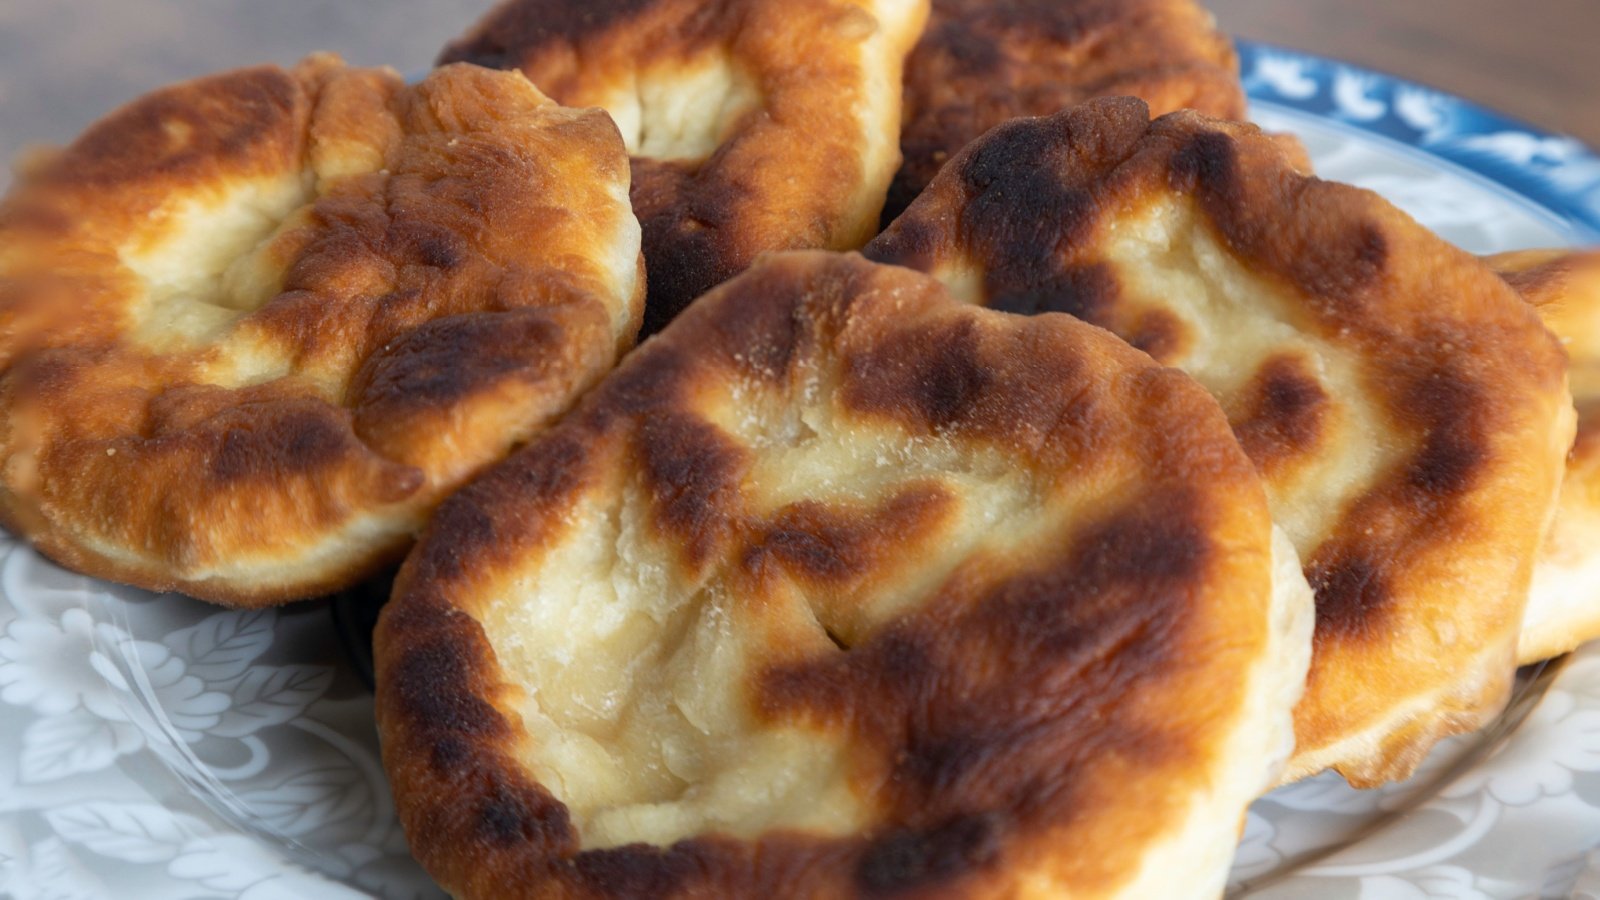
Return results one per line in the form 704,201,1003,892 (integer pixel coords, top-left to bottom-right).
2,42,1600,900
0,541,437,899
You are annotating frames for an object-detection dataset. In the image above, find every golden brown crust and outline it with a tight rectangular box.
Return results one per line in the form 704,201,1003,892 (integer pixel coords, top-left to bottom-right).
867,98,1575,785
0,57,644,605
376,251,1304,898
441,0,929,335
1489,249,1600,663
1492,249,1600,397
885,0,1245,223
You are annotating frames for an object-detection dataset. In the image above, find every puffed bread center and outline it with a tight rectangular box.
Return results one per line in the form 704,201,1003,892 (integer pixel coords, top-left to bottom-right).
478,369,1065,850
123,173,314,352
604,51,762,162
474,321,1296,855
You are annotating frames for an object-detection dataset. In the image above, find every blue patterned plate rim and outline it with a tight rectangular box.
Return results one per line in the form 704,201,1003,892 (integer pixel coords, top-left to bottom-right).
1237,40,1600,243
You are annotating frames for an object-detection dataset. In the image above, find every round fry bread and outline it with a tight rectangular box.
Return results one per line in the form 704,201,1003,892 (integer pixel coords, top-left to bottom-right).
0,57,643,605
868,98,1575,785
886,0,1245,222
442,0,929,333
376,251,1313,899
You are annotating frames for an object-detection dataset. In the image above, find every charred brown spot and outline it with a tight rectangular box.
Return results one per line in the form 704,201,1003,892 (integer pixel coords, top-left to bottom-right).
637,414,746,566
746,519,860,582
1171,128,1390,308
758,492,1203,881
873,627,941,690
895,731,994,798
429,735,472,770
383,596,576,848
408,433,588,583
51,67,301,186
1306,363,1489,639
986,264,1119,323
759,625,938,719
413,494,500,584
1289,221,1390,311
1576,405,1600,458
1308,552,1389,639
504,432,592,498
1068,492,1212,589
919,351,990,429
925,19,1004,75
1354,225,1388,271
570,840,731,896
386,627,511,751
1232,354,1328,471
688,262,808,380
400,225,468,271
857,815,1002,895
863,215,943,273
475,773,572,847
14,349,98,395
1408,431,1485,496
209,407,351,483
961,131,1101,307
438,0,664,69
595,343,696,422
376,288,424,315
885,0,1245,222
1397,372,1486,497
618,153,753,336
1497,259,1568,302
353,310,569,415
873,103,1153,332
1169,129,1238,199
962,117,1071,195
844,318,992,429
637,205,739,336
967,520,1196,675
744,486,953,586
1125,309,1186,361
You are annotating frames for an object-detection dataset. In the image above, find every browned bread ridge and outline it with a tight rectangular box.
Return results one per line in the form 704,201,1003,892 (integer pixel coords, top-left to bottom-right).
440,0,929,335
375,251,1313,899
885,0,1246,223
1490,249,1600,664
867,98,1576,786
0,56,644,605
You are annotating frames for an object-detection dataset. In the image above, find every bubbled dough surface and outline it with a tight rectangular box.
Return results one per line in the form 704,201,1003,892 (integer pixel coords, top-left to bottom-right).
0,56,643,604
485,375,1056,850
374,249,1312,896
377,251,1315,899
867,99,1575,785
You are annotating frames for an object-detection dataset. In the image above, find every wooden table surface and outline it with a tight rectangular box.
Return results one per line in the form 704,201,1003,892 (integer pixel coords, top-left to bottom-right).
0,0,1596,187
1209,0,1600,147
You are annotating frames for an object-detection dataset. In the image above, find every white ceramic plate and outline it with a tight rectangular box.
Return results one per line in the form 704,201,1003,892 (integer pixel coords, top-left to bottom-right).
2,43,1600,900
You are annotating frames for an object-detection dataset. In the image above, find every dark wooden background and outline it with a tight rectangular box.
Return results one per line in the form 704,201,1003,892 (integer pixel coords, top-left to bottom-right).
1,0,1596,185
